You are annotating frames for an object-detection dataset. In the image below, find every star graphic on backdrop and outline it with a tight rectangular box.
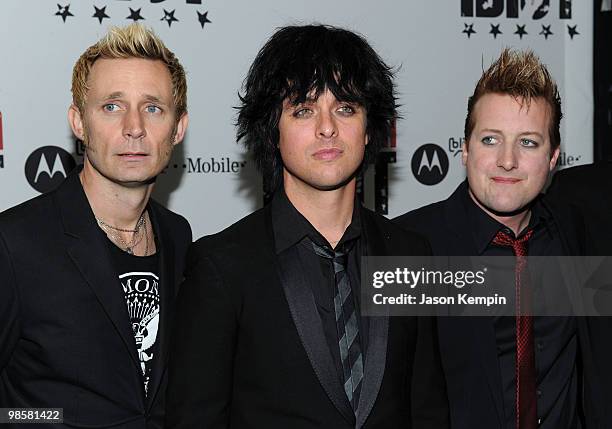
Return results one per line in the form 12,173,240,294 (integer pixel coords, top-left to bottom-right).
55,4,74,22
462,23,476,38
197,11,212,29
514,24,528,39
489,24,502,39
127,8,145,22
93,6,110,24
539,25,553,39
161,9,179,27
567,25,580,39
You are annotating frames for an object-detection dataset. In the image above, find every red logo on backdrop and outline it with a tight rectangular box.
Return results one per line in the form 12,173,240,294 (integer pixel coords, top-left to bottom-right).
0,111,4,169
373,119,397,214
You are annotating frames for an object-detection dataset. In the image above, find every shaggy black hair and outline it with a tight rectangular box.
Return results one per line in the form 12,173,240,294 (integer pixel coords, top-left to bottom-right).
236,24,398,193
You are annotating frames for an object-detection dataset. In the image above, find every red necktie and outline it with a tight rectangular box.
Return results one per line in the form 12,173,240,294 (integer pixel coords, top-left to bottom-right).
492,229,537,429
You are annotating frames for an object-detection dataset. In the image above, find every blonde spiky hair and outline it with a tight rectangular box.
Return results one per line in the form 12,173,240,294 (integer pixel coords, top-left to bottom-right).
464,48,562,151
71,23,187,120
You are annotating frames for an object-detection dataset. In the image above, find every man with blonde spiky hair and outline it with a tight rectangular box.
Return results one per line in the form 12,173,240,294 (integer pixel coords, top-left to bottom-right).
396,49,594,428
0,24,191,428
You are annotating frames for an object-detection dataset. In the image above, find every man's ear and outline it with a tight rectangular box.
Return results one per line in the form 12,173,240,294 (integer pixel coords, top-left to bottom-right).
68,104,85,141
549,146,560,171
172,113,189,146
461,140,469,166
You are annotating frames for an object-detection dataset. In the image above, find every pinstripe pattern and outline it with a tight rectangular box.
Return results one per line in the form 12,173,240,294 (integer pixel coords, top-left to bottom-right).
312,240,363,411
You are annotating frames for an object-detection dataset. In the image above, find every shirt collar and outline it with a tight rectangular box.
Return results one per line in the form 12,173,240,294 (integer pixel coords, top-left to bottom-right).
270,187,361,254
461,180,553,254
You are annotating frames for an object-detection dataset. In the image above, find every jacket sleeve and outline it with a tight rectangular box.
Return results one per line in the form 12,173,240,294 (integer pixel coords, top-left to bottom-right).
411,315,450,429
410,240,449,428
165,242,237,429
0,230,20,375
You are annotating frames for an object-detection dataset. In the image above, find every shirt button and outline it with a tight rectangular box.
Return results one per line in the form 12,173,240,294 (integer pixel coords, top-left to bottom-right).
537,389,542,397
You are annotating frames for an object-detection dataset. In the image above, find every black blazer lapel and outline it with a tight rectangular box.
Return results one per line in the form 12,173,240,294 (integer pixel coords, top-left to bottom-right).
144,203,175,411
276,246,355,425
356,208,389,429
57,173,144,390
356,315,388,429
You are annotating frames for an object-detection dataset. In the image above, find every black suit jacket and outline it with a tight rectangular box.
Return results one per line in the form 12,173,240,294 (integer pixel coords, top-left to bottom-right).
547,162,612,256
547,162,612,428
394,182,591,429
0,170,192,428
166,203,448,429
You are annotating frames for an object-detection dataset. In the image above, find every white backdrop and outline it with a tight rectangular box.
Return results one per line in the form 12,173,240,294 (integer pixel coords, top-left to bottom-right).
0,1,593,238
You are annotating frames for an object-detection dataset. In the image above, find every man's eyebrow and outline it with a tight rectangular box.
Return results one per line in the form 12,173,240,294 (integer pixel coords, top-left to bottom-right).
101,92,166,104
480,128,545,139
103,92,124,101
518,131,544,139
480,128,503,134
143,94,164,104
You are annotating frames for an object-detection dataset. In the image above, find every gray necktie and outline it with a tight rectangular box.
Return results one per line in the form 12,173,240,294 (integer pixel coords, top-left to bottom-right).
311,239,363,411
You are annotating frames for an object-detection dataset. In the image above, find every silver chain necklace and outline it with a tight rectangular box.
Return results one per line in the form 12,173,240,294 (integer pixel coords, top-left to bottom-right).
96,211,149,256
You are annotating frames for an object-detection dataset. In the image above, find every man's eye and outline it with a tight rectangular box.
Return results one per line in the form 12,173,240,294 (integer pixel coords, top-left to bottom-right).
293,108,312,118
103,104,120,112
146,105,161,114
337,105,355,115
520,138,538,148
482,136,497,145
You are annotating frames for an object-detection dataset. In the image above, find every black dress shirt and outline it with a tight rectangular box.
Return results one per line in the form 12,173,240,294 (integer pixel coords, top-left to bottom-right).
270,189,367,386
463,186,578,428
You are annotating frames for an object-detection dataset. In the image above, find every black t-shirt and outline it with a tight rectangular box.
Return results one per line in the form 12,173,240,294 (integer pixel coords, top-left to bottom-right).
106,239,160,396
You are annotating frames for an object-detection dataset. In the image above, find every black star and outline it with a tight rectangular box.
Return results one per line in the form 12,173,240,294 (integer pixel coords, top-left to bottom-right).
55,4,74,23
462,23,476,39
161,9,179,27
127,8,145,22
92,5,110,24
514,24,528,39
567,25,579,39
197,11,212,29
539,24,553,40
489,24,502,39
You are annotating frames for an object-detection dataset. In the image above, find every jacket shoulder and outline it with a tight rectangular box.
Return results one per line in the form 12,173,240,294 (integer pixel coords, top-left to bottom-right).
393,200,448,233
0,192,57,232
190,208,267,258
551,162,612,188
362,208,432,254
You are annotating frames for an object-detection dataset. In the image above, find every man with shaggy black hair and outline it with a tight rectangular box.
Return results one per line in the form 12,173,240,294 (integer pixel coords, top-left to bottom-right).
167,24,448,429
235,24,397,197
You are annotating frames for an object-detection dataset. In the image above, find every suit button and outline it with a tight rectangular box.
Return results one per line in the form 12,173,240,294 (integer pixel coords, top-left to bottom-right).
536,389,542,397
537,341,544,350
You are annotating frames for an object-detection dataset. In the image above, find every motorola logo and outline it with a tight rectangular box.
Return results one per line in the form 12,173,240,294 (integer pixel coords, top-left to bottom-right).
25,146,76,193
411,143,449,186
